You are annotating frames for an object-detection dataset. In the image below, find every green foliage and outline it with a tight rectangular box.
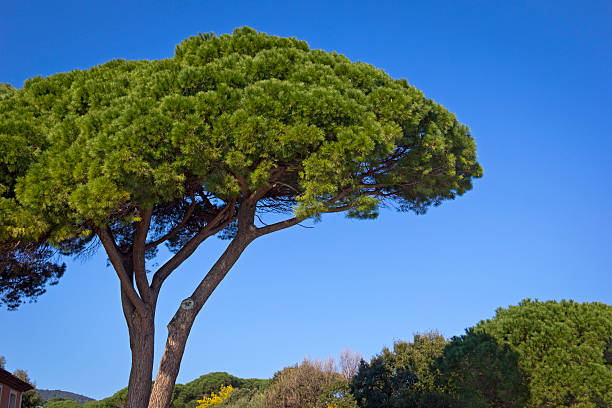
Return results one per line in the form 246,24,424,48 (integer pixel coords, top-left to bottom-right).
82,372,269,408
316,379,358,408
0,83,16,100
351,353,417,408
46,398,82,408
215,387,265,408
0,27,481,308
391,332,447,394
1,242,65,309
83,387,127,408
171,372,269,408
434,330,529,408
21,390,45,408
13,368,32,384
476,299,612,408
263,359,342,408
351,332,447,408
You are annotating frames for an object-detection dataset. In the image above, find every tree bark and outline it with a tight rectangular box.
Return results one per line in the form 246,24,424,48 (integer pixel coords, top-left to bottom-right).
148,232,254,408
115,244,156,408
125,309,156,408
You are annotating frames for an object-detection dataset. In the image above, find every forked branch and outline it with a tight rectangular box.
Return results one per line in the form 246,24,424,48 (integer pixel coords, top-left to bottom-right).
97,227,146,315
150,202,236,293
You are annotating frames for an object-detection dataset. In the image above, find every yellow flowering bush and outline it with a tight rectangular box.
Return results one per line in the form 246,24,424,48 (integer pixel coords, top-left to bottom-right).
195,384,234,408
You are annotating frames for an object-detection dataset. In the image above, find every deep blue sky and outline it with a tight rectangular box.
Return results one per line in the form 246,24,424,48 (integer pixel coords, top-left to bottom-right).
1,0,611,400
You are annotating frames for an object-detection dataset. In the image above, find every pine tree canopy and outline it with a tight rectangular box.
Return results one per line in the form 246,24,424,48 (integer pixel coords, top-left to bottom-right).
0,27,482,309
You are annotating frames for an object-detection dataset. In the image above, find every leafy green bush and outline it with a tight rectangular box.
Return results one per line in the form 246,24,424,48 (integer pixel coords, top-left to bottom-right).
316,379,358,408
216,387,265,408
263,359,343,408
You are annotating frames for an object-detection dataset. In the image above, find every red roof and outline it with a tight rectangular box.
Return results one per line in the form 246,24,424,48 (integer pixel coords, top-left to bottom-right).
0,368,34,393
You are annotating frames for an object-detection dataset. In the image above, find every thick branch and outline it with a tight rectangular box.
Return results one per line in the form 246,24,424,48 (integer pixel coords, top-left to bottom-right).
255,217,303,237
133,207,152,302
190,232,254,309
97,227,146,315
150,202,236,293
148,227,255,408
121,284,136,335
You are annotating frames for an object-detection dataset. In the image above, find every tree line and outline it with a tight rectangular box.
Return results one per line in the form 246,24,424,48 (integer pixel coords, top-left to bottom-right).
17,299,612,408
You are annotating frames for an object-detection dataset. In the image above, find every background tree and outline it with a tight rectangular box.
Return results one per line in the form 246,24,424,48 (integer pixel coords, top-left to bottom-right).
391,332,447,396
7,366,45,408
12,368,32,384
215,388,266,408
20,390,45,408
475,299,612,407
46,399,82,408
338,348,362,381
316,379,359,408
434,330,529,408
0,27,481,408
350,332,447,408
263,358,342,408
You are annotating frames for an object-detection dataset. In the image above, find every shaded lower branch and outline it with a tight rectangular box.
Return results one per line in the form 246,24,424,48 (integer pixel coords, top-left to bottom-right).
150,202,236,293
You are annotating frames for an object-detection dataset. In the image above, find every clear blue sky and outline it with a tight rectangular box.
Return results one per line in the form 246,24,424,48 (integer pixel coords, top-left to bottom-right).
1,0,611,400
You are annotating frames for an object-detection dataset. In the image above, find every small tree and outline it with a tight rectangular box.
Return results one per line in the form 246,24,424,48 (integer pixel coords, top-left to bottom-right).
20,390,45,408
12,368,32,384
0,27,482,407
264,358,342,408
339,348,362,381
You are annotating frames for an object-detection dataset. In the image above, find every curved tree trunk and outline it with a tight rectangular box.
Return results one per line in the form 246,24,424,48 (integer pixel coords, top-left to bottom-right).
148,310,195,408
148,232,254,408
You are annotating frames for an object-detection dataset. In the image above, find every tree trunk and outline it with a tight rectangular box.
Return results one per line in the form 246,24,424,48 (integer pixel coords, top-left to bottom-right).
148,309,195,408
125,309,156,408
148,232,254,408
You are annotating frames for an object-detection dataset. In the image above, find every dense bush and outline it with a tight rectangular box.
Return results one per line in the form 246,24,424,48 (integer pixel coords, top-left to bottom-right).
215,387,265,408
263,358,344,408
